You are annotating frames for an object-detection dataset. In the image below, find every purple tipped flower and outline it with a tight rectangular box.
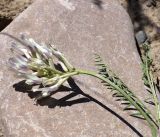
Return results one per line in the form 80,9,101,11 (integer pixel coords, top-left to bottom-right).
9,36,75,101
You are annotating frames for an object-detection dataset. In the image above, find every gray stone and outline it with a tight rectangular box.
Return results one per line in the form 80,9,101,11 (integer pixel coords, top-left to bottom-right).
0,0,152,137
135,30,148,45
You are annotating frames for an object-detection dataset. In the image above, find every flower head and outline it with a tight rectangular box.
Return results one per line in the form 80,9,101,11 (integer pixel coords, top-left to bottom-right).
9,35,75,101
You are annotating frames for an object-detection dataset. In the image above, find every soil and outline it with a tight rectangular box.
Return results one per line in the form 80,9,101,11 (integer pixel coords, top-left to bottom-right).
119,0,160,78
0,0,160,136
0,0,33,31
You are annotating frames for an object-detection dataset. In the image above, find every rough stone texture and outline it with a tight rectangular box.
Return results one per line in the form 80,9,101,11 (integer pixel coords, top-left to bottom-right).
0,0,152,137
135,30,148,45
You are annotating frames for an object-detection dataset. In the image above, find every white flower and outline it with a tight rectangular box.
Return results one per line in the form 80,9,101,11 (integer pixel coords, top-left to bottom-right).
33,77,68,100
9,36,74,101
11,42,32,59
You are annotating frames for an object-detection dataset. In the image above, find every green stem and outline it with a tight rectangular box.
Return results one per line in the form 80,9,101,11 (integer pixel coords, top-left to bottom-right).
145,54,160,126
149,71,160,125
73,69,158,132
60,71,78,78
48,66,158,136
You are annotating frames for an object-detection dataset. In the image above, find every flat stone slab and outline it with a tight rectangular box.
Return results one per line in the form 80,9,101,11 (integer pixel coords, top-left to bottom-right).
0,0,151,136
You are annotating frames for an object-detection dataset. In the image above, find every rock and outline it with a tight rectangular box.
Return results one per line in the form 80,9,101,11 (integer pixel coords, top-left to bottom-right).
0,0,151,136
135,30,148,45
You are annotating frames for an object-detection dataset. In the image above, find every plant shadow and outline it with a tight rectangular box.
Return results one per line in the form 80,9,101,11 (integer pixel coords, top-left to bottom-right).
13,78,143,137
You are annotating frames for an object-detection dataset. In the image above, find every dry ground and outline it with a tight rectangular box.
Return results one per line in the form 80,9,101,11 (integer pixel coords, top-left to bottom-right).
0,0,33,31
119,0,160,78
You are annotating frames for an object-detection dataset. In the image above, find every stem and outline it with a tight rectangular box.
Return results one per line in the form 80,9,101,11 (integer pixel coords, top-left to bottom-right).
150,71,160,125
145,53,160,126
60,71,78,78
74,69,158,132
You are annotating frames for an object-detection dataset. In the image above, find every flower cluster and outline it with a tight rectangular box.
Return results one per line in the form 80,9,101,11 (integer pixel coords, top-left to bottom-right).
9,36,76,100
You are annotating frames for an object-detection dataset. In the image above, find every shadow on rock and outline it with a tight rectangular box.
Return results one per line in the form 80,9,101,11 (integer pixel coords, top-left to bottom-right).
13,79,91,107
92,0,103,9
13,78,143,137
13,80,41,99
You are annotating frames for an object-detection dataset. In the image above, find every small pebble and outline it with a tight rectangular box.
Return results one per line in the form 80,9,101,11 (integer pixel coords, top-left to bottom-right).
135,30,148,46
